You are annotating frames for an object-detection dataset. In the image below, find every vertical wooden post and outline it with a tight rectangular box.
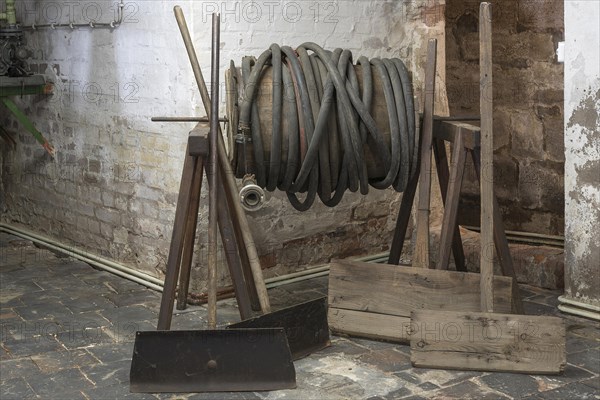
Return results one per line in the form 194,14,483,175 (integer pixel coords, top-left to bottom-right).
479,2,494,313
413,39,437,269
471,148,524,314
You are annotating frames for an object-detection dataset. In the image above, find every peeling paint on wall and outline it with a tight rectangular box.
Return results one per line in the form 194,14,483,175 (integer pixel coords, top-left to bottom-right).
563,0,600,308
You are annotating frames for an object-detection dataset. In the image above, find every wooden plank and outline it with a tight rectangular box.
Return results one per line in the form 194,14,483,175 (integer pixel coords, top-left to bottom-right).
413,39,438,269
410,310,566,374
328,260,514,318
479,2,494,313
328,308,411,343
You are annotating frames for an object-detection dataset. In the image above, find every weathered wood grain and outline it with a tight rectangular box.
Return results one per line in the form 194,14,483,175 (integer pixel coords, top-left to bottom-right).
328,308,412,343
327,260,515,342
410,310,566,374
329,260,514,316
413,39,438,269
479,1,495,313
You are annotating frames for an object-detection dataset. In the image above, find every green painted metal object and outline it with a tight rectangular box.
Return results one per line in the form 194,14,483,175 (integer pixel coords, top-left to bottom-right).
0,83,53,97
0,76,55,156
1,97,53,155
0,0,17,25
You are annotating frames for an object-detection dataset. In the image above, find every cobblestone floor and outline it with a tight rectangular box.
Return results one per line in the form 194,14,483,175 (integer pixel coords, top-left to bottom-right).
1,232,599,399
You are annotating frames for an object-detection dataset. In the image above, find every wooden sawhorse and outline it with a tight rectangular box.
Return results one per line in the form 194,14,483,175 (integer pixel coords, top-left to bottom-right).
388,118,524,314
156,123,261,330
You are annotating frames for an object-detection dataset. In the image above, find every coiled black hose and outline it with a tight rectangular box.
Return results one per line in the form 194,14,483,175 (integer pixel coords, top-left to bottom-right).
237,43,416,211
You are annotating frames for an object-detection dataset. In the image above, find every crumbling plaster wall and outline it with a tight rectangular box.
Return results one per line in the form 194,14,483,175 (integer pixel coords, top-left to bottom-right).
445,0,565,235
563,0,600,308
1,1,447,291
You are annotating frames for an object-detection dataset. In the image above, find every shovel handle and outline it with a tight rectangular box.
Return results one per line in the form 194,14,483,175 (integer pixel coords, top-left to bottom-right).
206,13,221,329
479,2,494,313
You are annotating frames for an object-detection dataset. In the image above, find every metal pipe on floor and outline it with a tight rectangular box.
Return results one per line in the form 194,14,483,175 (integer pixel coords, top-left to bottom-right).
266,271,330,289
0,223,164,288
558,295,600,321
0,223,393,295
463,226,564,247
262,251,390,285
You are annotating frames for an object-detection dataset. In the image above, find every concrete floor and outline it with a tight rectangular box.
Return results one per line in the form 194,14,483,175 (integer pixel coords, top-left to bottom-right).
1,232,599,399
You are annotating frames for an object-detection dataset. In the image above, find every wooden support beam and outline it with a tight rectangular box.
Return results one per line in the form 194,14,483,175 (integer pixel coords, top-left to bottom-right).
157,144,198,330
433,137,467,271
387,171,419,265
176,155,204,311
433,120,480,150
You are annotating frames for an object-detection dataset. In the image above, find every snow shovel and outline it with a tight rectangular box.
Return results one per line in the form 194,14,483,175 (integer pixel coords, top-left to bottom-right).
229,297,331,360
129,329,296,392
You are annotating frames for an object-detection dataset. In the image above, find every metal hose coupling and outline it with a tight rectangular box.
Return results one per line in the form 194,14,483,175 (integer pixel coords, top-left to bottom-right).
239,174,266,212
236,124,252,144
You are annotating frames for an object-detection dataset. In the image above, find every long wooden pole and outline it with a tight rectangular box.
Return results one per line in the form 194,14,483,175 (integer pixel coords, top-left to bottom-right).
173,6,271,313
207,13,220,329
413,39,437,269
479,2,494,313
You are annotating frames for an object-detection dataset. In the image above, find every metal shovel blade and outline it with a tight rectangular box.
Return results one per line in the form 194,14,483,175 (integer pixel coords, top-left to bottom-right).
129,328,296,393
228,297,331,360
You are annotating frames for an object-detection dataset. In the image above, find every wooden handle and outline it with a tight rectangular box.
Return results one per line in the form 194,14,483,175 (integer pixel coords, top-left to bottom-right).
479,2,494,313
413,39,437,269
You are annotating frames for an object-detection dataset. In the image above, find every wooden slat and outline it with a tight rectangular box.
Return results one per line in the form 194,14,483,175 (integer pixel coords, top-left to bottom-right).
410,310,566,374
328,308,411,343
328,260,514,318
479,2,494,313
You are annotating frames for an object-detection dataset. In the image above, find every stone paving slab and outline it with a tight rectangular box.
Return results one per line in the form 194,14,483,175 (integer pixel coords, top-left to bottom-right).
0,232,599,400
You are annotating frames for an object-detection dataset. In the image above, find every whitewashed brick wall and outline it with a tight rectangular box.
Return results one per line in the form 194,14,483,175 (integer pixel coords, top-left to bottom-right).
1,1,446,289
